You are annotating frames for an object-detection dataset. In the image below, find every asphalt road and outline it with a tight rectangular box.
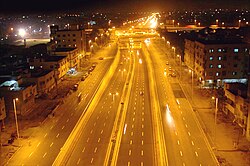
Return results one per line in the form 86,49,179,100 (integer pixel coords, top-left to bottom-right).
6,45,117,166
117,49,155,165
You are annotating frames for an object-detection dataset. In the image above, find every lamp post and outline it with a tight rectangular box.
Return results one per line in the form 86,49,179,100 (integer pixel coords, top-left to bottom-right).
189,69,194,101
109,92,119,102
212,96,218,148
13,98,20,139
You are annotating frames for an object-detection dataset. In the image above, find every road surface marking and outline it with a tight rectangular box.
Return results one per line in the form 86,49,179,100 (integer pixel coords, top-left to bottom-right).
135,102,136,105
128,162,130,166
37,142,41,147
104,101,106,104
142,112,144,115
142,140,144,145
82,147,85,153
142,132,144,136
175,131,178,136
91,158,94,163
94,122,96,126
142,124,144,128
141,150,144,156
188,132,191,136
90,130,93,134
177,140,180,145
185,124,188,128
191,141,195,145
101,130,103,134
110,106,112,108
50,125,54,130
180,111,183,114
134,107,136,110
87,138,90,142
104,123,106,126
102,106,104,109
132,124,134,128
131,132,133,136
180,151,183,156
195,151,199,157
94,147,98,153
124,124,127,134
129,150,132,156
62,126,65,130
98,138,101,142
133,112,136,115
77,158,81,165
142,102,144,105
183,117,185,121
133,118,135,121
106,116,108,120
71,113,73,116
141,162,144,166
44,133,47,138
142,117,144,121
183,163,186,166
56,133,60,138
108,110,110,114
130,140,133,145
66,119,69,123
97,116,99,120
28,152,33,158
43,152,47,158
50,142,54,147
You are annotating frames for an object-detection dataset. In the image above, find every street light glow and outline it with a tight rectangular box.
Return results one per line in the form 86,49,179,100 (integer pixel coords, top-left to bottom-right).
18,28,26,38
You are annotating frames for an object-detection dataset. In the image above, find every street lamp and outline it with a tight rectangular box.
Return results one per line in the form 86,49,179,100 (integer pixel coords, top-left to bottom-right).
189,69,194,101
109,92,119,102
212,96,218,148
18,28,26,47
13,98,20,139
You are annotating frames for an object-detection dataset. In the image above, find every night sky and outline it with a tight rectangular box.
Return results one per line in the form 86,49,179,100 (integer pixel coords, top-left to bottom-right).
1,0,250,14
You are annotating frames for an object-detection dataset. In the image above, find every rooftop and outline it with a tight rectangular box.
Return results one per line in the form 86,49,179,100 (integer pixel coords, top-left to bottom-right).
31,69,53,78
44,55,67,62
55,47,77,52
196,39,247,45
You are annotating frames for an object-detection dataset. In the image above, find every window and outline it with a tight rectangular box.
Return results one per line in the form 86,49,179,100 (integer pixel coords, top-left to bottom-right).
209,49,214,53
218,48,222,52
209,56,213,60
234,48,239,53
57,35,60,37
245,48,248,52
68,34,70,36
218,56,222,60
218,64,222,68
232,72,237,75
222,71,226,76
222,48,227,53
73,34,76,37
234,64,238,67
63,34,66,37
73,39,76,42
216,72,220,76
30,66,34,69
209,64,213,68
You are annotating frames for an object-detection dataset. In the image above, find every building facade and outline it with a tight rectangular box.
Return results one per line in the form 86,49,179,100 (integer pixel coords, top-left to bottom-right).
0,97,6,128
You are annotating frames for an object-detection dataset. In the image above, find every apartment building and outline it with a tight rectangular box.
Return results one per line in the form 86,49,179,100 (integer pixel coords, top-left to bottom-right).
29,56,69,81
50,25,86,54
184,38,249,87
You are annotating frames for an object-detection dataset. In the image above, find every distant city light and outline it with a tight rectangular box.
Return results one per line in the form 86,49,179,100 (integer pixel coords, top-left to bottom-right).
18,28,26,38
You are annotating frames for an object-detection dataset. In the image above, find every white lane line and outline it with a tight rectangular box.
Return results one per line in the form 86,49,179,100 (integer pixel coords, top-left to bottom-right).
62,126,65,130
94,147,98,153
130,140,133,145
141,150,144,156
90,130,93,134
180,151,183,156
131,132,133,136
77,158,81,165
97,116,99,120
56,133,60,138
142,132,144,136
185,124,188,128
128,162,130,166
129,150,132,156
37,142,41,147
50,142,54,147
124,124,127,134
177,140,180,145
43,152,47,158
183,163,186,166
180,111,183,114
101,130,103,134
87,138,89,143
104,123,106,126
44,133,47,138
142,124,144,128
141,162,144,166
50,125,54,130
94,122,96,126
142,112,144,115
135,102,136,105
82,147,85,153
91,158,94,164
133,112,136,115
133,118,135,121
188,132,191,136
134,107,136,110
175,131,178,136
66,119,69,123
183,117,185,121
106,116,108,120
98,138,101,143
142,140,144,145
132,124,134,128
142,118,144,121
71,113,73,116
191,141,195,145
28,152,33,158
195,151,199,157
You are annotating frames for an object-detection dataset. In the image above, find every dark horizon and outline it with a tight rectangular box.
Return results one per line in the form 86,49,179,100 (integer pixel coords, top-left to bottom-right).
1,0,250,15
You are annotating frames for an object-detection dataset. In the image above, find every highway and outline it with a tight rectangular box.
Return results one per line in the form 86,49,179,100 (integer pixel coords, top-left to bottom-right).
6,44,117,166
117,49,155,165
63,48,131,165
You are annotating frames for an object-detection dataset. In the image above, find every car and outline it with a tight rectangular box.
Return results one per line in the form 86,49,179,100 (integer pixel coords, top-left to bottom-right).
168,66,172,71
166,61,169,65
73,83,79,91
99,57,104,60
169,72,177,77
139,91,144,95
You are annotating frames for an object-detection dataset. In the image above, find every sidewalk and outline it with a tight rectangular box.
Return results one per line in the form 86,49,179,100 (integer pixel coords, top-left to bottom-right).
180,75,250,166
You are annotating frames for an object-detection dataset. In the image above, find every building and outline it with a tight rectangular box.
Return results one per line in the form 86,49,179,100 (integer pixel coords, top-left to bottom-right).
50,25,86,55
24,69,56,96
0,79,37,116
224,82,249,139
184,38,249,87
0,97,6,129
29,56,69,81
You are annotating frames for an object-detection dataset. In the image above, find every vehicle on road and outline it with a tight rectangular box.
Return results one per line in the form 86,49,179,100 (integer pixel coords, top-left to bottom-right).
169,72,177,77
166,61,169,65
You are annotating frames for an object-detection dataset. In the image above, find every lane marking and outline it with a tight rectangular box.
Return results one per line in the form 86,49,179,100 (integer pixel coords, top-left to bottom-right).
185,124,188,128
91,158,94,164
191,141,195,145
141,150,144,156
175,132,178,136
124,124,127,134
50,125,54,130
44,133,47,138
37,142,41,147
129,150,132,156
141,162,144,166
62,126,65,130
50,142,54,147
142,140,144,145
133,118,135,122
177,140,180,145
188,132,191,136
195,151,199,157
132,124,134,128
77,158,81,165
98,138,101,142
56,133,60,138
82,147,85,153
130,140,133,145
94,122,96,126
183,117,185,121
94,147,97,153
104,123,106,126
43,152,47,158
180,151,183,156
142,124,144,128
128,162,130,166
142,118,144,121
87,138,89,143
131,132,133,136
142,132,144,136
90,130,93,134
66,119,69,123
101,130,103,134
28,152,33,158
